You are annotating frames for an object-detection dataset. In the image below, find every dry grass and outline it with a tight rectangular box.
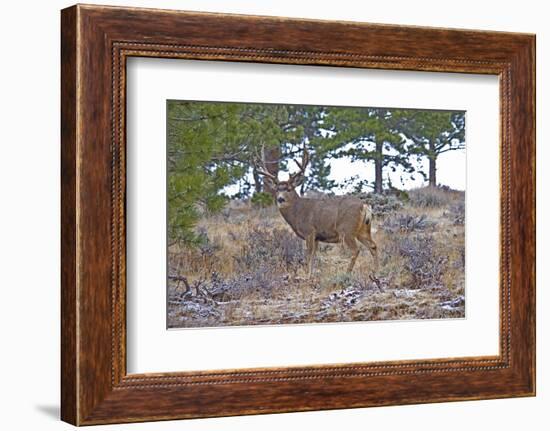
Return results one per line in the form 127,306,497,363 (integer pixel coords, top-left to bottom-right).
168,186,465,328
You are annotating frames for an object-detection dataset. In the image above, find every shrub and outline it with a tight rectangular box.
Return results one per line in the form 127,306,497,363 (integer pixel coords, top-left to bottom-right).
357,192,403,216
195,227,220,256
236,227,305,270
397,234,448,289
382,213,434,233
386,188,410,202
445,201,465,225
327,272,354,288
251,192,274,208
408,186,453,208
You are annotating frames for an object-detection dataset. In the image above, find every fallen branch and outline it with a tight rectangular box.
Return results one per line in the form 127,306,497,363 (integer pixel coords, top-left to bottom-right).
169,275,212,301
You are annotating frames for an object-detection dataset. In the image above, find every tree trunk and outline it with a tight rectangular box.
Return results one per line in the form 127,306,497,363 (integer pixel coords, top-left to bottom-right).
374,141,383,194
263,145,280,197
428,140,437,187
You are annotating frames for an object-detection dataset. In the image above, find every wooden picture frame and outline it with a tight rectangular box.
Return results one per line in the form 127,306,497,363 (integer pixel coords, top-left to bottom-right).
61,4,535,425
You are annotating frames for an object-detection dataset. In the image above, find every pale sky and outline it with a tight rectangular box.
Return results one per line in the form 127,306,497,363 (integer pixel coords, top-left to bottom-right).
325,148,466,193
225,147,465,197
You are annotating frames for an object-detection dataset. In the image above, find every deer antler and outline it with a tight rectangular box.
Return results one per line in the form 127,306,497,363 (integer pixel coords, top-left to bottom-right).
289,147,310,184
253,146,277,182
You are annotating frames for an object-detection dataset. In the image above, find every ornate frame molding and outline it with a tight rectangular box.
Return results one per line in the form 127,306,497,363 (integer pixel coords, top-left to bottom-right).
61,5,535,425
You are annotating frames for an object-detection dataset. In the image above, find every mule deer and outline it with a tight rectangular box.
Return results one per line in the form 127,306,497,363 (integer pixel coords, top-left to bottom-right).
255,149,378,278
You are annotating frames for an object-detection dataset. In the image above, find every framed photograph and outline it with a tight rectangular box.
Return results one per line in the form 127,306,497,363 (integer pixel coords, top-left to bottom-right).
61,4,536,425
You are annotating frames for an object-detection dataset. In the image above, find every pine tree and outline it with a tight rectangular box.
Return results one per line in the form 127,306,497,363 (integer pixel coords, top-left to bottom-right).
394,110,465,186
320,107,410,194
167,101,248,245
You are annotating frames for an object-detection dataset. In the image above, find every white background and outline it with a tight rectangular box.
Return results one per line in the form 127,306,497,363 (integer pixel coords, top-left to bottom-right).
127,59,499,373
0,0,547,430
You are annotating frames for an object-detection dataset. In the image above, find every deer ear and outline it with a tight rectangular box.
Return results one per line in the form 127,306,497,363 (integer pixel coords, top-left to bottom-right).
262,176,276,187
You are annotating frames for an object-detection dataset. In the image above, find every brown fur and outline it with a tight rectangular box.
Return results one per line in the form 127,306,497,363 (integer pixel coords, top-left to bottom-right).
274,183,378,277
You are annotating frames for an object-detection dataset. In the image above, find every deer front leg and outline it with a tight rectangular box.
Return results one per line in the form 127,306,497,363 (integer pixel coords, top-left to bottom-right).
358,231,379,273
357,231,381,288
306,233,318,278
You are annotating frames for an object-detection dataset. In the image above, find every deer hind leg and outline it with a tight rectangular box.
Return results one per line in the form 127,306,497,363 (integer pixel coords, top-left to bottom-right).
343,234,360,273
306,233,318,278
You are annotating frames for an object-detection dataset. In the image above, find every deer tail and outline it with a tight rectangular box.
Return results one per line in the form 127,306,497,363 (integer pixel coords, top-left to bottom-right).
362,204,373,226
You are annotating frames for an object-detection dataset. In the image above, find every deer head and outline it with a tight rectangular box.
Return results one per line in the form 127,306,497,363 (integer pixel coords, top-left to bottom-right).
255,148,309,209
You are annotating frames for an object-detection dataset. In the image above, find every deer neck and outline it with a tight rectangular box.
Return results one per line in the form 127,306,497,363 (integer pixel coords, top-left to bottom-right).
278,192,304,230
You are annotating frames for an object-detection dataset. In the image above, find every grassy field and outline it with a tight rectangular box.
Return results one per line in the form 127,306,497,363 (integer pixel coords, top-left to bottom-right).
167,186,465,328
